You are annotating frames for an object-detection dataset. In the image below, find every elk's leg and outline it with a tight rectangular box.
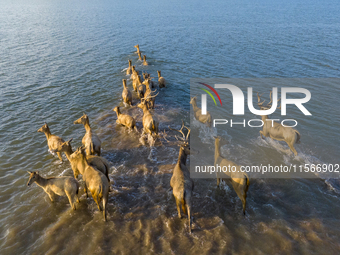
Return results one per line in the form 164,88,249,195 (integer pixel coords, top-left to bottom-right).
93,195,102,211
186,203,192,233
46,191,54,202
57,152,63,162
216,177,220,187
259,131,265,139
287,142,298,156
181,199,187,215
66,191,76,210
175,198,182,219
97,146,101,156
84,183,88,198
103,192,108,222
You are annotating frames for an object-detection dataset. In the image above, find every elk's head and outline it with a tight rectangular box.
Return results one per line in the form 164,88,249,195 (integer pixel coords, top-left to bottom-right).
113,106,120,116
53,138,73,153
74,113,89,125
157,71,161,77
189,96,197,105
26,171,39,186
37,123,49,133
169,120,191,155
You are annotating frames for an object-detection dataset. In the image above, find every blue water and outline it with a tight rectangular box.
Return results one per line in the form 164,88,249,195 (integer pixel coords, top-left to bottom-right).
1,0,340,254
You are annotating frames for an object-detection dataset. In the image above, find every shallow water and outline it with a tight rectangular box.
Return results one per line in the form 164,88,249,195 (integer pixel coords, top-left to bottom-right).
1,0,340,254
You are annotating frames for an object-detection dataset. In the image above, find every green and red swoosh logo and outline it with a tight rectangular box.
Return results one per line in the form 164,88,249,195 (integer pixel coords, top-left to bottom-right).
198,82,222,106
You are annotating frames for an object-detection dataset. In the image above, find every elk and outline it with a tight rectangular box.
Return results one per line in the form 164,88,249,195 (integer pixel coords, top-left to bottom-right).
134,44,140,54
143,72,155,88
126,60,132,75
214,136,250,215
27,171,79,210
53,138,110,182
257,92,301,156
143,55,148,66
136,76,146,99
131,66,137,81
169,121,194,233
74,113,102,156
190,96,212,127
132,71,140,92
37,123,65,162
137,52,142,61
137,95,159,136
70,146,109,221
157,71,166,88
121,79,132,106
113,106,137,130
143,79,157,109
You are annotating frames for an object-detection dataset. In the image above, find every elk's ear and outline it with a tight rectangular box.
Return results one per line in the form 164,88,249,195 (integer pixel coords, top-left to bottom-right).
27,171,32,174
68,138,73,143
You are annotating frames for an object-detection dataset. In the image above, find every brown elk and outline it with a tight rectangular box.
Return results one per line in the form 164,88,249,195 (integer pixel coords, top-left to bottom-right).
257,91,301,156
137,95,159,136
27,171,79,210
169,121,194,233
113,106,137,130
37,123,65,162
190,96,212,127
126,60,132,75
134,44,140,54
53,138,110,182
143,55,148,66
74,113,102,156
121,79,132,106
70,146,109,221
214,136,250,215
157,71,166,88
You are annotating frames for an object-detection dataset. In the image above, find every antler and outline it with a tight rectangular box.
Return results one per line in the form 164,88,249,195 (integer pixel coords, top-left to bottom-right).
257,92,265,106
169,120,190,142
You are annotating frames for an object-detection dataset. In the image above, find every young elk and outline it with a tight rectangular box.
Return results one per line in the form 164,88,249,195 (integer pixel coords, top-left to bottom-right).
53,139,110,182
113,106,137,130
134,44,140,54
122,79,132,106
169,122,194,233
138,52,142,61
126,60,132,75
71,146,109,221
137,96,159,136
74,113,102,156
37,123,65,162
190,96,212,127
27,171,79,210
157,71,166,88
214,136,249,215
143,55,148,66
257,92,301,156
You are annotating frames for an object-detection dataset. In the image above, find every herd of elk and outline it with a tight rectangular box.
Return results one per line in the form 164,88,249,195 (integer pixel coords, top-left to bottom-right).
30,45,303,232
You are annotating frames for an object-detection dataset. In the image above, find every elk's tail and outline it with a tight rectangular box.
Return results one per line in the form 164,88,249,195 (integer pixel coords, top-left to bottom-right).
295,130,301,144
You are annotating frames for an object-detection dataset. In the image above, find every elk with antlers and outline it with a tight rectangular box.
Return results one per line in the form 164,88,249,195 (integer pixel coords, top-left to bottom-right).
190,96,212,127
143,72,155,89
137,94,159,136
121,79,132,106
214,136,250,215
169,121,194,233
74,113,102,156
37,123,65,162
257,91,301,156
143,79,158,109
